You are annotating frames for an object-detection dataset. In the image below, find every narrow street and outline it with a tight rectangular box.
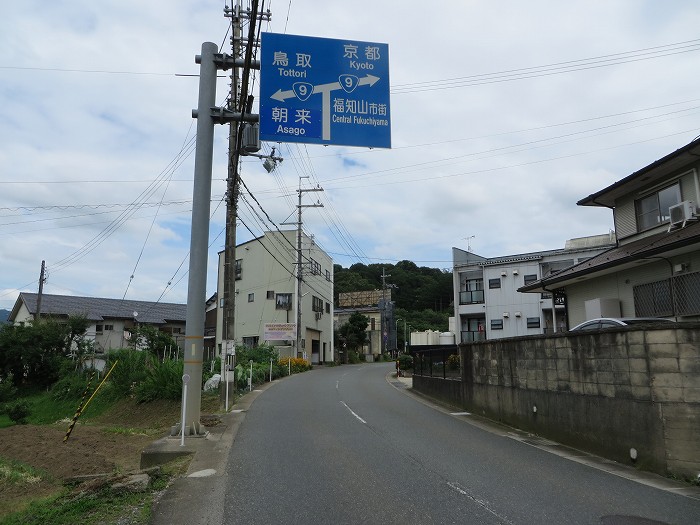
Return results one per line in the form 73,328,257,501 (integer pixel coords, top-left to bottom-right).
223,363,700,524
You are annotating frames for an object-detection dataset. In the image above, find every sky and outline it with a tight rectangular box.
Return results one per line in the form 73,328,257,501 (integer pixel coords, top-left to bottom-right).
1,1,699,311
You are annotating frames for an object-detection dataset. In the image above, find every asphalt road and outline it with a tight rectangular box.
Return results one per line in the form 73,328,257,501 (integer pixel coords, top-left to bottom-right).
223,363,700,524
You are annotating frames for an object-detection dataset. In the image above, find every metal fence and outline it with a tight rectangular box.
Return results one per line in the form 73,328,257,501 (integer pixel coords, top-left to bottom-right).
412,346,461,380
634,270,700,317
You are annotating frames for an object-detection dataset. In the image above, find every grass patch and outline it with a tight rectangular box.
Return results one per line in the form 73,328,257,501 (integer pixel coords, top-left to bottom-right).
0,487,152,525
5,387,118,427
0,456,190,525
0,457,50,486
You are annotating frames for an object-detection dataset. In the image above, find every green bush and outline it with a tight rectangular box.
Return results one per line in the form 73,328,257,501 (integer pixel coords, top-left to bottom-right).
447,353,460,371
347,351,361,364
135,358,184,402
236,344,279,365
397,353,413,370
106,349,150,397
0,374,17,403
5,401,30,424
50,370,96,401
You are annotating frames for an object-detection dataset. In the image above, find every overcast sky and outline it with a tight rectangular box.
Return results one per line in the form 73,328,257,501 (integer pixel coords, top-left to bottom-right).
1,1,699,311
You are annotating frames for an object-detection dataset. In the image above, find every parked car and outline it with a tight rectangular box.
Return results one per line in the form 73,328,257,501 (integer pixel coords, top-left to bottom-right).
569,317,675,331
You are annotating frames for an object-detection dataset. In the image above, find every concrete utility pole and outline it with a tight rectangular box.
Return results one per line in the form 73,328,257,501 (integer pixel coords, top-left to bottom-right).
222,1,243,399
221,0,271,395
35,260,46,320
183,41,219,436
294,176,323,357
380,268,391,355
183,2,271,430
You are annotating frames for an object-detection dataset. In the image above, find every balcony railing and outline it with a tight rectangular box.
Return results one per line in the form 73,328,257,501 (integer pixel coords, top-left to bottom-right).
461,330,486,343
459,290,484,305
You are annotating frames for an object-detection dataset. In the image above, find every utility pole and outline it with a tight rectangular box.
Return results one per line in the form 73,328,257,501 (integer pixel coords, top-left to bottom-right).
222,1,243,402
36,260,46,321
294,176,323,358
183,40,219,436
221,1,270,393
380,268,390,355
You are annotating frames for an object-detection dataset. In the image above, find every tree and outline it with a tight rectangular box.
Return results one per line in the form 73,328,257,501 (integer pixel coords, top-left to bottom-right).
0,316,90,388
132,324,179,361
337,312,369,352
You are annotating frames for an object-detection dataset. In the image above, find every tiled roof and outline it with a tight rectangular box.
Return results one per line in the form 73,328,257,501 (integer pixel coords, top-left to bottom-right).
16,293,187,324
519,221,700,292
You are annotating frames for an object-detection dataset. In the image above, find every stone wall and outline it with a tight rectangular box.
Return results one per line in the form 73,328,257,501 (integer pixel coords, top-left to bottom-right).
413,325,700,478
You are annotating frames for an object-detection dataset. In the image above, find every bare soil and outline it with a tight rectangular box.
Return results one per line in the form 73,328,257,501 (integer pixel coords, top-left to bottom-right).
0,397,220,518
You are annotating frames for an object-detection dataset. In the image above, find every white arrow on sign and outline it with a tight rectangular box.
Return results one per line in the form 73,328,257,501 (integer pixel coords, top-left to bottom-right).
270,74,380,102
269,74,380,141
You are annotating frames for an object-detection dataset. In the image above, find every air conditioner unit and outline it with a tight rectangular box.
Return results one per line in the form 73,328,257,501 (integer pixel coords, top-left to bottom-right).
669,200,696,229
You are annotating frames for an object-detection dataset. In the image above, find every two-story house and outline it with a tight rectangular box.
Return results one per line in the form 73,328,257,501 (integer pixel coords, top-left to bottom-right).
520,137,700,325
8,293,187,355
215,230,334,364
453,234,616,342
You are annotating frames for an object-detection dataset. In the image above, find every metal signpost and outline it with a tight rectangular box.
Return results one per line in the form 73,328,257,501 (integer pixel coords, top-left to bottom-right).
260,33,391,148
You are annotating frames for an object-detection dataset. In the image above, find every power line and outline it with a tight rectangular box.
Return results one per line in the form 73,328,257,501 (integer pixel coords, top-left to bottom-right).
391,38,700,94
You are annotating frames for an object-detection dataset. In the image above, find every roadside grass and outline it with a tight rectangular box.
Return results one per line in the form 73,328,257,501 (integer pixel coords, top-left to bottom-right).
0,455,191,525
0,456,49,485
1,386,117,429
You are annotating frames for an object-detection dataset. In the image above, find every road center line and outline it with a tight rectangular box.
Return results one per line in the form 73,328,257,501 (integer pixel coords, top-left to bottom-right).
340,401,366,424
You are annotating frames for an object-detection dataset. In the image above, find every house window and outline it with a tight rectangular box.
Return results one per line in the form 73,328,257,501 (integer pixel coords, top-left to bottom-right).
490,319,503,330
325,269,331,282
310,258,321,275
267,290,275,300
526,317,541,328
488,278,501,289
235,259,242,280
276,293,292,310
325,302,330,314
523,274,538,286
96,324,103,333
242,336,259,348
459,278,484,304
104,324,114,331
312,295,323,312
635,183,681,231
247,293,254,303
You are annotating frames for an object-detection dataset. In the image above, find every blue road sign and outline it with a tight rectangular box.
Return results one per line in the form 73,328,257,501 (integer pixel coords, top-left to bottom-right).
260,33,391,148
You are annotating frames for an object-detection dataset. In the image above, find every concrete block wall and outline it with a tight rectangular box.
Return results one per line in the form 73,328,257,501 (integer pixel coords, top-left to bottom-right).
415,324,700,478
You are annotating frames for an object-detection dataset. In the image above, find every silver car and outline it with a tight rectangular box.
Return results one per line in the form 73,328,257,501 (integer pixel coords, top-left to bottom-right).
569,317,675,331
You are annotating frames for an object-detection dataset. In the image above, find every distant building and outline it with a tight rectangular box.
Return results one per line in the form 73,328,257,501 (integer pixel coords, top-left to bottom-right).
334,289,395,360
215,230,334,364
453,234,617,341
8,292,187,354
521,137,700,324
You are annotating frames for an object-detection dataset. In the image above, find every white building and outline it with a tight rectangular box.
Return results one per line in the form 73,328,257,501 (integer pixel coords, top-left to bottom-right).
215,230,334,364
453,234,616,342
521,137,700,324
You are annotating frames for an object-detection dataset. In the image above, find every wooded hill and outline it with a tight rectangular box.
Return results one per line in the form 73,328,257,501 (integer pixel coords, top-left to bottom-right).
333,261,453,333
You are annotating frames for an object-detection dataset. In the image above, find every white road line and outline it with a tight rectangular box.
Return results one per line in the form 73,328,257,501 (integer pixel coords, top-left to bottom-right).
340,401,367,424
450,412,471,416
447,482,514,524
